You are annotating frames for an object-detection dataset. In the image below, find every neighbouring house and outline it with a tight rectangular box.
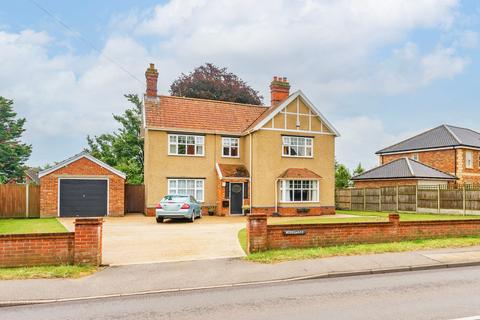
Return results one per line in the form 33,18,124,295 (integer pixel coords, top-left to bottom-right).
142,64,339,216
38,152,126,217
25,168,40,184
374,124,480,186
351,157,457,188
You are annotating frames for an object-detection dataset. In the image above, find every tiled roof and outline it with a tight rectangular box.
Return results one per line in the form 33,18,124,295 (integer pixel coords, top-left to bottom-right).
377,124,480,154
217,164,250,178
278,168,322,179
351,158,457,181
25,168,40,184
145,95,269,134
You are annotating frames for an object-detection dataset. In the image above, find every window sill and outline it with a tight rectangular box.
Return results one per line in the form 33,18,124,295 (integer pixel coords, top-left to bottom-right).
221,155,241,159
278,201,320,204
168,154,205,157
281,155,314,159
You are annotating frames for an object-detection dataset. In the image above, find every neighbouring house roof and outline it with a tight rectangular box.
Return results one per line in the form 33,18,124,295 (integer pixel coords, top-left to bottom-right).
144,91,340,136
38,151,127,179
278,168,322,179
351,158,458,181
216,163,250,179
25,168,40,184
377,124,480,154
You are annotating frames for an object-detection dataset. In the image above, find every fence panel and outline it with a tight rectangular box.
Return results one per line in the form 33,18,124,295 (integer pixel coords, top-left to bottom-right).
365,188,380,211
380,187,397,212
417,188,438,209
0,184,27,218
398,186,416,212
27,184,40,217
125,184,145,213
335,189,351,210
440,189,463,210
466,190,480,211
351,188,365,211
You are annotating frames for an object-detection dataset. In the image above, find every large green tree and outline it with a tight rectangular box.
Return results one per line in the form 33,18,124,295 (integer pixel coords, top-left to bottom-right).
170,63,263,105
335,162,351,189
86,94,144,184
0,97,32,183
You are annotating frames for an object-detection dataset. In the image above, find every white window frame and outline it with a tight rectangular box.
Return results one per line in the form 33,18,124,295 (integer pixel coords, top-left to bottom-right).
222,137,240,158
411,153,419,161
279,179,319,203
466,151,473,169
168,134,204,157
282,136,313,158
167,179,205,202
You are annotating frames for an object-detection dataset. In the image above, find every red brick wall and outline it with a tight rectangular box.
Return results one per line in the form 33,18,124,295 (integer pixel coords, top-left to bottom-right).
251,206,335,216
353,179,418,188
247,213,480,253
40,157,125,217
381,149,456,174
0,218,103,267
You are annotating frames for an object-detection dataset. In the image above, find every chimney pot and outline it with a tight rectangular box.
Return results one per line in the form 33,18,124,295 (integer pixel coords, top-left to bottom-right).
145,63,158,97
270,75,290,107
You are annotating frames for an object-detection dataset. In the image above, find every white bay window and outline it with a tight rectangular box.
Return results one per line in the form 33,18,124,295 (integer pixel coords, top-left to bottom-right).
168,179,204,202
280,180,318,202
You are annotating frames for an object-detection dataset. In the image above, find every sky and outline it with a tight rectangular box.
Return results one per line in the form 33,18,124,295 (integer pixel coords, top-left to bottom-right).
1,0,480,171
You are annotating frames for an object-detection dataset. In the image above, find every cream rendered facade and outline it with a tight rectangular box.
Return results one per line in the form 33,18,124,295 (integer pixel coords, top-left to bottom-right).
144,92,338,216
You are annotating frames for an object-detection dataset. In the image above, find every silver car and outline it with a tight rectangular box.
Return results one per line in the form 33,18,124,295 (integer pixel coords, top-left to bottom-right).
155,195,202,223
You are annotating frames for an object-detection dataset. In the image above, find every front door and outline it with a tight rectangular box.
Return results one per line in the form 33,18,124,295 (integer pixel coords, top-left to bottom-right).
230,183,243,215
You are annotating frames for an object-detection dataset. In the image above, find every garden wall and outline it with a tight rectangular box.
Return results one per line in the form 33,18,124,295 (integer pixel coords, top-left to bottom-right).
247,213,480,253
0,218,103,267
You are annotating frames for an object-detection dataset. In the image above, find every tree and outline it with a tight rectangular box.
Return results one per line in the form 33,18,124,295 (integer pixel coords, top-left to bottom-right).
335,162,351,189
0,97,32,183
170,63,263,105
86,94,144,184
353,163,365,177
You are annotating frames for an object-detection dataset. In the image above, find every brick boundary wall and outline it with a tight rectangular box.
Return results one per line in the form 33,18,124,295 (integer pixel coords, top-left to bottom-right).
0,218,103,267
247,213,480,253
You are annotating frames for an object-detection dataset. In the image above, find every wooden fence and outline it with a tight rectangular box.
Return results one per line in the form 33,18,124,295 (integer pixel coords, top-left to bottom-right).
336,186,480,215
0,184,40,218
125,184,145,213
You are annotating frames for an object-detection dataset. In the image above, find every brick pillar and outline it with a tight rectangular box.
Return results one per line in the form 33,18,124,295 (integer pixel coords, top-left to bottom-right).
247,213,268,253
389,213,400,225
74,218,103,266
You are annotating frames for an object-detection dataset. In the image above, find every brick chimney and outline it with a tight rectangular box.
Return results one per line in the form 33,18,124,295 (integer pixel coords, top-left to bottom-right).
270,76,290,106
145,63,158,97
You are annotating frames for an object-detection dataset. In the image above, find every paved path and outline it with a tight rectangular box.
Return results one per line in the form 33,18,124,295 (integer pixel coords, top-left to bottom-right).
3,266,480,319
1,246,480,304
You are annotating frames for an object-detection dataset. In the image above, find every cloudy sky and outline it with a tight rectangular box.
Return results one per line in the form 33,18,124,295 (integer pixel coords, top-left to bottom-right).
1,0,479,171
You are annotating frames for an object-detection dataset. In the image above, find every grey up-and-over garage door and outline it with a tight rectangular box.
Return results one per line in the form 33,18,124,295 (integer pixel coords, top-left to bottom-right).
59,179,108,217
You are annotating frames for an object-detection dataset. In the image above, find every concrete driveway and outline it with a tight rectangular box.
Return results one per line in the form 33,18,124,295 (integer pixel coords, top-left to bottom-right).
61,214,246,265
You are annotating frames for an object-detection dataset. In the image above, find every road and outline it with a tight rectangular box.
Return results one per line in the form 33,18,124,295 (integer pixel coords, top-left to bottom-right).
2,266,480,320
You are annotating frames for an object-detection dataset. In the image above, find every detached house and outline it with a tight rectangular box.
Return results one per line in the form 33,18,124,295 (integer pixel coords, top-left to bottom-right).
142,64,339,216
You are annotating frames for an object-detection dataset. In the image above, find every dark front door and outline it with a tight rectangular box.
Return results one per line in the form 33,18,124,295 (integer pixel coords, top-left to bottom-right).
59,179,108,217
230,183,243,215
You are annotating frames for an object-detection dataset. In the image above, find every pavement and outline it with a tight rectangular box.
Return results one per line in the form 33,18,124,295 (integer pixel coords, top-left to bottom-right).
1,245,480,306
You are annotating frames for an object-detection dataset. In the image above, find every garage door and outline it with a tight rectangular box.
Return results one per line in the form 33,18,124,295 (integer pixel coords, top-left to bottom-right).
59,179,108,217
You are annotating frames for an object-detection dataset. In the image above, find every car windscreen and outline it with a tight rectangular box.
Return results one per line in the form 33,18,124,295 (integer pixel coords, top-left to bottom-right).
162,195,189,202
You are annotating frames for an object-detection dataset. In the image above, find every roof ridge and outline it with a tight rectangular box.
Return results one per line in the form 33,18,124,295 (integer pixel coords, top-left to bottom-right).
159,95,269,108
376,125,446,154
446,124,480,136
404,157,414,176
443,124,462,144
408,158,457,178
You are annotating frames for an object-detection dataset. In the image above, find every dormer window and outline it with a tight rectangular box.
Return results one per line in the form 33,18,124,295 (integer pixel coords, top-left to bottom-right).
282,136,313,157
222,137,239,158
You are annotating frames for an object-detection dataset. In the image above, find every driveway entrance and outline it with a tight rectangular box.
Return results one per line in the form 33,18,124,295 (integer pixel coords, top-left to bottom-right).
99,214,245,265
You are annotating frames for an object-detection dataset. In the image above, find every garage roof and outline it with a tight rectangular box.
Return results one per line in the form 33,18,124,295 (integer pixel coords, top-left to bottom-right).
38,152,127,179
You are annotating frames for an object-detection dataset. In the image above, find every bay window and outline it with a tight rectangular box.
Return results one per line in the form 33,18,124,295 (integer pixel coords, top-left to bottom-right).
168,179,204,202
282,136,313,157
280,180,318,202
169,134,204,156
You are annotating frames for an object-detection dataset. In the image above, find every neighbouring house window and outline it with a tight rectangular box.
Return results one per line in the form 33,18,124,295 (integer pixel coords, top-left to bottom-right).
168,134,204,156
282,136,313,157
280,180,318,202
168,179,204,202
466,151,473,169
412,153,419,161
222,137,239,157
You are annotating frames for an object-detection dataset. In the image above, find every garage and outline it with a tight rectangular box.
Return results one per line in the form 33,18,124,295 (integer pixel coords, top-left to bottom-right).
59,179,108,217
39,152,126,217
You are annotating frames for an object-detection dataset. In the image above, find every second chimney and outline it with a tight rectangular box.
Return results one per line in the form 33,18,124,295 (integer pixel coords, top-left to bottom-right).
145,63,158,97
270,76,290,106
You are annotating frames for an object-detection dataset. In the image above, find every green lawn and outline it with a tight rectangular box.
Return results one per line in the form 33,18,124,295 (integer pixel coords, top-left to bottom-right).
270,216,385,225
0,265,98,280
337,210,480,221
0,218,67,234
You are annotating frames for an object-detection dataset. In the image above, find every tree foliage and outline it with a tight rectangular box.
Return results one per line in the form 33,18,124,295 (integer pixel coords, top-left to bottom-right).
335,161,351,189
353,163,365,176
170,63,263,105
86,94,144,184
0,97,32,183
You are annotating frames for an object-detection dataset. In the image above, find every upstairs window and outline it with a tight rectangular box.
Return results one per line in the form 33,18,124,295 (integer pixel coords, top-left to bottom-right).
411,153,419,161
466,151,473,169
222,137,239,157
169,134,204,156
282,136,313,157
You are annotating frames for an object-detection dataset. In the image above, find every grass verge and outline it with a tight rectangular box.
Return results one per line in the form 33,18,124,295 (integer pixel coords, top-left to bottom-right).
337,210,480,221
0,265,98,280
270,216,385,225
0,218,67,234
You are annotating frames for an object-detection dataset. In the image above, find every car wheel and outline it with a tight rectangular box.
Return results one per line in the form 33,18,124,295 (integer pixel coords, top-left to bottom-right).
198,209,202,219
190,212,195,223
156,217,164,223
